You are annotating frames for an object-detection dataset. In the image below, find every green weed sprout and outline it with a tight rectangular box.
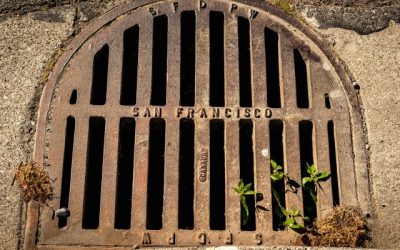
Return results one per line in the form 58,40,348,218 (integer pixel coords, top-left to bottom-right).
271,160,301,193
233,179,258,225
271,160,285,182
302,163,331,202
272,188,308,232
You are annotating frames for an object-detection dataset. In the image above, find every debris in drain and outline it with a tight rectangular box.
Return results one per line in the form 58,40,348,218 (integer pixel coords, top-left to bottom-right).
55,208,70,218
12,161,54,205
296,206,369,247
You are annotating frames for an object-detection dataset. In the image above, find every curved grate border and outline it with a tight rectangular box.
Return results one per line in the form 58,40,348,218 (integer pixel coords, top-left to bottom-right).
26,0,371,248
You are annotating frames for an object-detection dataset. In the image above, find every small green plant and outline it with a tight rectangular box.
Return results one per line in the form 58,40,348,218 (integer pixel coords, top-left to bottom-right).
271,160,301,193
283,208,309,231
233,179,258,225
302,163,331,202
271,160,285,182
272,188,308,232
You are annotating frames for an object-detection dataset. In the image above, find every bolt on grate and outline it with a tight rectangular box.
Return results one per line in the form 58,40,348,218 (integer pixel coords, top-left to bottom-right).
28,0,371,248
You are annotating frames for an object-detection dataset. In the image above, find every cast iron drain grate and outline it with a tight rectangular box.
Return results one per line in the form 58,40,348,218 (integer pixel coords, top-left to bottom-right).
28,0,371,248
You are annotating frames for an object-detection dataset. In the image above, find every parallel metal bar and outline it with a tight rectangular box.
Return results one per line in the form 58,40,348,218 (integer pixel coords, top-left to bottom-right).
280,39,296,110
224,13,240,232
335,119,358,206
225,121,241,232
68,117,89,229
136,20,153,106
166,12,181,106
162,118,180,229
251,21,267,107
106,35,123,105
131,119,150,230
194,119,210,229
315,120,334,217
254,121,272,230
99,117,119,229
163,13,182,231
225,15,239,107
195,9,210,106
284,121,303,212
41,115,69,238
309,60,329,110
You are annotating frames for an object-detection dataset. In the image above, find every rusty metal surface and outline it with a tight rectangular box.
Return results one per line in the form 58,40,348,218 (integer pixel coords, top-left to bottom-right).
29,0,370,248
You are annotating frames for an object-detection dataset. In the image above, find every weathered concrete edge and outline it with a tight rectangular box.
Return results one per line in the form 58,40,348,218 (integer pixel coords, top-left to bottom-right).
297,4,400,35
25,0,372,248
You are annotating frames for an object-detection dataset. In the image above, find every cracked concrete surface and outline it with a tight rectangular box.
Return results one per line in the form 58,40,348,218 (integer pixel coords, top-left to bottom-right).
0,0,399,249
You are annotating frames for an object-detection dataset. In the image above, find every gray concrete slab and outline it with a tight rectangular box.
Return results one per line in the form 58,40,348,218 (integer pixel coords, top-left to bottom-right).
0,6,75,249
316,22,400,248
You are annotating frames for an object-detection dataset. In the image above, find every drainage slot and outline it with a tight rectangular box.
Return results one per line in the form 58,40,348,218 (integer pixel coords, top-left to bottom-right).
239,119,255,231
146,118,166,230
58,116,75,228
269,120,285,231
82,117,105,229
210,119,225,230
209,11,225,107
299,120,316,223
178,118,195,229
294,49,309,108
90,45,109,105
70,90,77,104
114,118,136,229
265,28,281,108
238,17,252,108
328,121,340,206
151,15,168,106
180,11,196,107
120,26,139,106
325,94,331,109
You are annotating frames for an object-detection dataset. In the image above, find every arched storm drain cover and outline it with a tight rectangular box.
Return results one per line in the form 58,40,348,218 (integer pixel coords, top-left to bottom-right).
28,0,371,248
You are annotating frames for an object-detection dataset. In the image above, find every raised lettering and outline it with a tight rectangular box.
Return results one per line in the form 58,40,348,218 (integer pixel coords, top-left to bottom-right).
200,108,208,118
212,108,220,118
148,7,157,16
176,108,184,118
244,108,251,118
265,108,272,118
144,107,151,117
154,107,162,118
187,108,195,118
224,233,233,244
198,232,206,244
132,107,139,117
199,149,208,182
168,232,175,244
249,9,258,19
173,2,179,13
199,0,207,9
230,4,238,13
142,232,151,244
225,108,232,118
255,233,262,245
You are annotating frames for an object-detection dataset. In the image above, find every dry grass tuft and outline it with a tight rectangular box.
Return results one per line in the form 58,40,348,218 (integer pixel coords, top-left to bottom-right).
296,206,369,247
13,161,54,205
